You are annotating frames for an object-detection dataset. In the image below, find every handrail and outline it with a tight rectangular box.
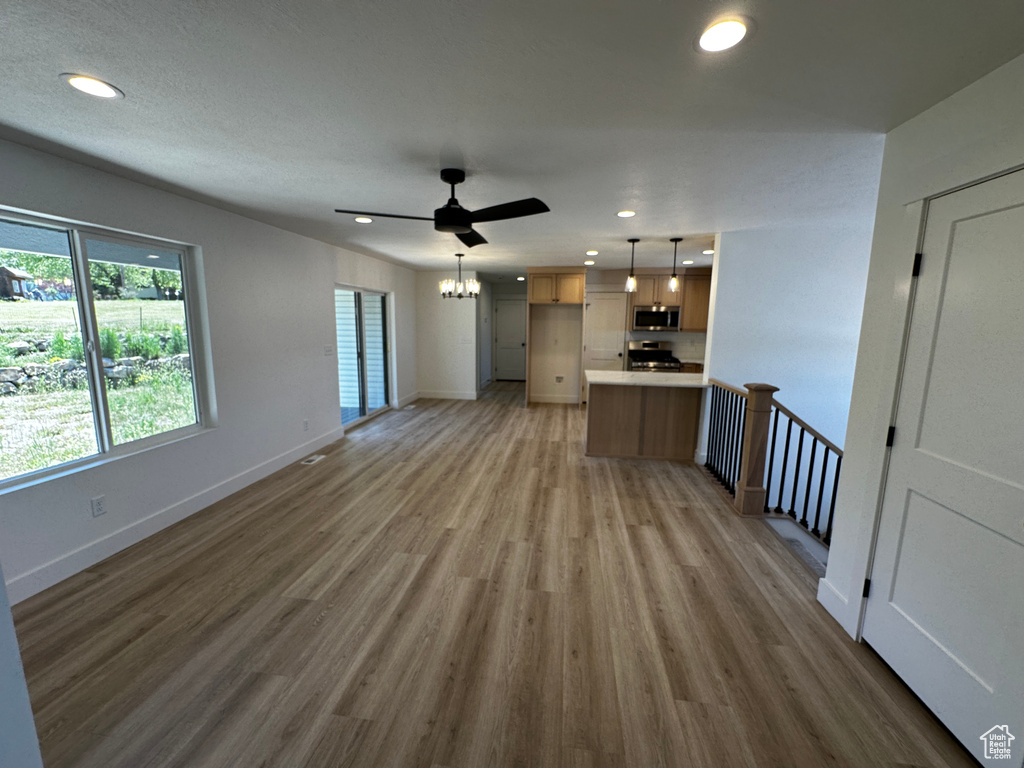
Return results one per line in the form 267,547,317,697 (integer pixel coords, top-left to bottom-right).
708,378,748,398
771,399,843,456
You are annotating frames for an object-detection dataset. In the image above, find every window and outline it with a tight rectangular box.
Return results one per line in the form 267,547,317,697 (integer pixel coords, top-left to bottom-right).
0,215,205,484
335,288,389,426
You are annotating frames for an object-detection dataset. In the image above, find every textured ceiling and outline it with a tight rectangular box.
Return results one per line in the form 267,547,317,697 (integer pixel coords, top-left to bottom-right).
2,0,1024,275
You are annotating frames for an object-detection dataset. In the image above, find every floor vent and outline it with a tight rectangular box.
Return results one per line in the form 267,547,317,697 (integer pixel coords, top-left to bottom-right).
404,405,417,410
299,454,326,465
784,537,827,577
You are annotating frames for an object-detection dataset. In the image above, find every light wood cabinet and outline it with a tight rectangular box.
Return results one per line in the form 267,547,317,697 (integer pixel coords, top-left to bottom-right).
680,274,711,332
633,275,677,306
528,274,557,303
556,273,584,304
529,272,584,304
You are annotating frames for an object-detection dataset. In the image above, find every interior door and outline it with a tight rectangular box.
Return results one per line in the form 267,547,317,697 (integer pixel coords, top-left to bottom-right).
494,299,526,380
862,169,1024,765
581,293,627,401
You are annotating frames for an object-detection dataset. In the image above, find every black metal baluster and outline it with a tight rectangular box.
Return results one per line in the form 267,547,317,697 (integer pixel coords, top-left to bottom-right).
713,388,726,482
723,392,736,491
727,393,741,494
824,455,841,546
800,438,818,529
735,404,747,493
788,427,805,518
812,449,829,537
775,418,792,514
706,387,717,473
764,406,779,514
708,387,719,478
708,387,719,473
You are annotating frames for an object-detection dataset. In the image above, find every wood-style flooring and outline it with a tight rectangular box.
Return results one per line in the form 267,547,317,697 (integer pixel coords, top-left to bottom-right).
12,383,974,767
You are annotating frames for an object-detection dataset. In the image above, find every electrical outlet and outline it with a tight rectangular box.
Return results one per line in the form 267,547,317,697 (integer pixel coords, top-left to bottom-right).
91,495,106,517
303,419,309,432
324,345,332,356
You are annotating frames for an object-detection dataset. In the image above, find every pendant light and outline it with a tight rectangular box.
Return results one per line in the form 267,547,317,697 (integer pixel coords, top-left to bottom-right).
624,238,639,293
439,253,480,299
668,237,682,293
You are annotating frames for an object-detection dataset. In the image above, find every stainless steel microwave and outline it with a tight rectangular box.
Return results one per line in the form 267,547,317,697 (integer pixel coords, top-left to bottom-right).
632,305,680,331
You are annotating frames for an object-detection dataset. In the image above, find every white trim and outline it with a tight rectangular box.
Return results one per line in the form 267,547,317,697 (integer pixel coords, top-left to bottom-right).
529,394,579,404
817,578,862,638
416,390,478,400
5,426,345,604
397,391,420,408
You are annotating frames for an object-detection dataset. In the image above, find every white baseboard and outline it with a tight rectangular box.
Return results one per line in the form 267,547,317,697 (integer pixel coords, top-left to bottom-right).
6,427,345,604
397,391,420,408
529,394,579,404
817,577,862,640
417,390,478,400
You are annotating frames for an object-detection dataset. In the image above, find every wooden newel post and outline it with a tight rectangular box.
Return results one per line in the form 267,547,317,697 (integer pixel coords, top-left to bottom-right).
734,383,779,517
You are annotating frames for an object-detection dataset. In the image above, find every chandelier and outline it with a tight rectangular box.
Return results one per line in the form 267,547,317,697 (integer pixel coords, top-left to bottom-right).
439,253,480,299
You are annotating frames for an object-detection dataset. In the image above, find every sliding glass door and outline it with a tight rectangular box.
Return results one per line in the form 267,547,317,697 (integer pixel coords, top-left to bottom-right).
335,288,389,426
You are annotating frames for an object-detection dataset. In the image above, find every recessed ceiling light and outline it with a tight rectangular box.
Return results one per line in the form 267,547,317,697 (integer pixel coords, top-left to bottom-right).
586,250,598,256
354,216,373,224
584,260,595,266
617,210,636,218
699,19,748,52
60,73,124,99
703,249,715,255
516,276,525,281
682,260,694,265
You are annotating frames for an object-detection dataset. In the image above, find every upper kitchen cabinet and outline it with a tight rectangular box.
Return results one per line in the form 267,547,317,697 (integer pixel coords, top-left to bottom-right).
680,268,712,332
633,275,676,306
529,271,584,304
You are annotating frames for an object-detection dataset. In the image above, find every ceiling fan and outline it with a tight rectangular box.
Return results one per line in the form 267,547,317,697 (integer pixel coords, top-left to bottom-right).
335,168,550,248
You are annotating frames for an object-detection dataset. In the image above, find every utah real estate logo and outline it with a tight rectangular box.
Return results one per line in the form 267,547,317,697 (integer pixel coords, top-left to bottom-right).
980,725,1015,761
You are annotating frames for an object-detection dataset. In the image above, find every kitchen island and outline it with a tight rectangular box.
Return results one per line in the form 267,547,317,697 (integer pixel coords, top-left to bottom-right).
584,370,708,461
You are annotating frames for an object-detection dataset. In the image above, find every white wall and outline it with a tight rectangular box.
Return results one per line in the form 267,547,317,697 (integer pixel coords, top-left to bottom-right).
708,222,876,448
477,281,493,389
820,52,1024,637
0,571,42,768
0,138,415,604
334,251,417,407
529,304,583,404
415,271,478,399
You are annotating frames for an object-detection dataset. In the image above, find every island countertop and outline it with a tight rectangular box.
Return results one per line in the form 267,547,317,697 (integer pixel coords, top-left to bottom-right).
584,370,708,388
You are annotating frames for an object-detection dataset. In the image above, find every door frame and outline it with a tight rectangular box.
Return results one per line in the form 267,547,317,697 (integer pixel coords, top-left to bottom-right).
860,162,1024,636
492,297,527,381
335,283,395,429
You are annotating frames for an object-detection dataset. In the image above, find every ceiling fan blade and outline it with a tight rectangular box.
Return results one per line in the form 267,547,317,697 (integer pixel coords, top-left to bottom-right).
333,208,432,221
456,229,488,248
471,198,550,223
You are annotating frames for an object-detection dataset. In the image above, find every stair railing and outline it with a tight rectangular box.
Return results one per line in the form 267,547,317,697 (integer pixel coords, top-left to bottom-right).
705,379,842,548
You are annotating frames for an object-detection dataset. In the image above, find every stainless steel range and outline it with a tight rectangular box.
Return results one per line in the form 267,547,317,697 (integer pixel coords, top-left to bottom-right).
627,340,682,372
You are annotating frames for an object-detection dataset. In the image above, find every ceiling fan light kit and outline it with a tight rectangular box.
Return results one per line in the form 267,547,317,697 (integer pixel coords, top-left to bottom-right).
439,253,480,300
336,168,549,248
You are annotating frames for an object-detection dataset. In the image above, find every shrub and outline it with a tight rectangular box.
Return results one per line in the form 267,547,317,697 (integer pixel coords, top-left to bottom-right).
100,328,122,360
50,331,84,362
123,330,163,360
167,324,188,355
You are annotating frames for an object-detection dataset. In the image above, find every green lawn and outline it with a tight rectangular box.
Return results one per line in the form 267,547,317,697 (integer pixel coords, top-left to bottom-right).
0,298,186,335
0,368,196,481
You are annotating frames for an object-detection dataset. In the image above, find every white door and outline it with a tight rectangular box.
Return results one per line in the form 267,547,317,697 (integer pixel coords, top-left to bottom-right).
494,299,526,380
581,293,627,401
862,169,1024,765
